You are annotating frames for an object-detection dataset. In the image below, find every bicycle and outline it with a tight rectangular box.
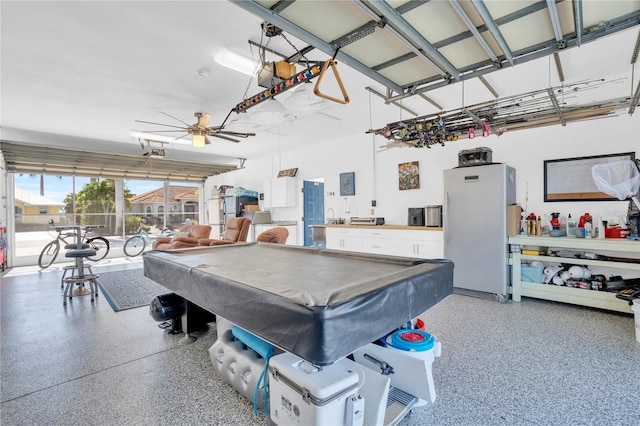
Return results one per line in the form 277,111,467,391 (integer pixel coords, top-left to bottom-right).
38,221,110,269
123,224,174,257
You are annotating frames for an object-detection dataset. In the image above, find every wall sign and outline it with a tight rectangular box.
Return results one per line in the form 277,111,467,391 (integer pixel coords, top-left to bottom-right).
340,172,355,196
277,168,298,177
544,152,635,202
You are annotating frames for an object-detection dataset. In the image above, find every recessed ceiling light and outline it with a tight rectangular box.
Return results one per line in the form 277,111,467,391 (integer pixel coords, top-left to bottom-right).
196,69,210,78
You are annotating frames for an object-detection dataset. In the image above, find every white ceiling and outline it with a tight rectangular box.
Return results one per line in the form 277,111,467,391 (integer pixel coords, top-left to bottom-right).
1,1,639,169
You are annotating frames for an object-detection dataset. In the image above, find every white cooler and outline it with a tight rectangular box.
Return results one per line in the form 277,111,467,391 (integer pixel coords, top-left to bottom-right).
268,352,364,426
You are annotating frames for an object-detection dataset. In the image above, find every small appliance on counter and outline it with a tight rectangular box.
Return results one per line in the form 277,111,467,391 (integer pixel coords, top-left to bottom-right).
408,208,425,226
350,217,385,225
426,205,443,227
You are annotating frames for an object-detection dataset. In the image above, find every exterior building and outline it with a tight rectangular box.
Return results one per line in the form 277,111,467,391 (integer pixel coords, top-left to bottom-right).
128,185,199,226
13,188,64,225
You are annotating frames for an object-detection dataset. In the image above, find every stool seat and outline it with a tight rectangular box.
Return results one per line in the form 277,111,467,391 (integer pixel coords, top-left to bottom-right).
64,243,91,250
65,249,97,258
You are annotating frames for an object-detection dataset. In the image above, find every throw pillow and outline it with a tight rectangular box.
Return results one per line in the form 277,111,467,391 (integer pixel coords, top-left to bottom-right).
171,231,190,242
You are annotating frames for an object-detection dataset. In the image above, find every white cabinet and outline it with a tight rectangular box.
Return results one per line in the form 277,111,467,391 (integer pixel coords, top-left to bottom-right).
361,229,392,255
326,228,363,252
392,229,443,259
263,177,297,208
326,226,443,258
509,235,638,313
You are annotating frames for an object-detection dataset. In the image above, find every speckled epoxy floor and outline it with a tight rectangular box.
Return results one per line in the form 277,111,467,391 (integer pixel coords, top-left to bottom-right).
1,260,639,425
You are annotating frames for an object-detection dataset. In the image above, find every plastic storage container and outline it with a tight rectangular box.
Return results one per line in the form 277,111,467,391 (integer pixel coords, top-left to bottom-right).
268,352,361,426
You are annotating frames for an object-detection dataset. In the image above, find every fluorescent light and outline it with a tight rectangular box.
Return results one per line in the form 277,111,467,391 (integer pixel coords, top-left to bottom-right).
214,48,259,76
129,130,191,145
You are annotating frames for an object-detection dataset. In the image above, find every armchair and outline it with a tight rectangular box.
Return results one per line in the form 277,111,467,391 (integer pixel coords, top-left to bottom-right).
198,217,251,246
256,227,289,244
152,224,212,250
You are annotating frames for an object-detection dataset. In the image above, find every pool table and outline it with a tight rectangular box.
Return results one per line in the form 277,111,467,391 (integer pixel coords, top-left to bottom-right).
143,243,453,365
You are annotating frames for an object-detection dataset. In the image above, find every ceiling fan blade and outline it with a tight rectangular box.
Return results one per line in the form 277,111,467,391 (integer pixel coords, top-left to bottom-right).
216,130,256,138
158,111,192,126
142,129,188,133
205,136,212,145
135,120,186,130
198,113,212,128
210,133,241,143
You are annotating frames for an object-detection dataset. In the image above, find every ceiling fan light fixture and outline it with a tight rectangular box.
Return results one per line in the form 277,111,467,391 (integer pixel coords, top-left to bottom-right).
214,48,259,76
192,133,206,148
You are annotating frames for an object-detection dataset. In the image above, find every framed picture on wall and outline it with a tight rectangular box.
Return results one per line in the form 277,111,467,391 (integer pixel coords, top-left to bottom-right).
398,161,420,190
340,172,355,196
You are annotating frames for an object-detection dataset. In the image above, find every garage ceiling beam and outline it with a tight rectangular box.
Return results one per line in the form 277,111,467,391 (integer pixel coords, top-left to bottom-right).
546,0,565,47
367,0,461,80
449,0,498,63
229,0,403,94
471,0,514,66
573,0,583,47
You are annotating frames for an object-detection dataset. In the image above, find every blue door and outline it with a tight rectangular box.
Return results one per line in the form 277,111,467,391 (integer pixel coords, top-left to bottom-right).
303,181,324,246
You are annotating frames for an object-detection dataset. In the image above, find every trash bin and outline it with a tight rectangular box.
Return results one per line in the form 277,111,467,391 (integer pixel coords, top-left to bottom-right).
310,225,326,248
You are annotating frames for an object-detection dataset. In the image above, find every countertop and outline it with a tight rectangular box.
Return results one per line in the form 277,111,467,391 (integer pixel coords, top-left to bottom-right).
253,222,297,226
324,224,443,231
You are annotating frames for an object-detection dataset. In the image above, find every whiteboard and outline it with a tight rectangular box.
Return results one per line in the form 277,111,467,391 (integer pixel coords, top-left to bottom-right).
544,152,635,201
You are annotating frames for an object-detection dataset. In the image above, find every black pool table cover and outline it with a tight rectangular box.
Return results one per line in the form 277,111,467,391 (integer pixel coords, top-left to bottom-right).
143,243,453,365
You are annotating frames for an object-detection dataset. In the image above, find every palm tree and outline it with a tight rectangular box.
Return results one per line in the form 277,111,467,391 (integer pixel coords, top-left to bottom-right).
64,179,131,233
20,174,62,196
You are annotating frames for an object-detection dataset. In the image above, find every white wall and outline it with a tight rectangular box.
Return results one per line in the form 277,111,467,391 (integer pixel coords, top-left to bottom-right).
205,112,639,229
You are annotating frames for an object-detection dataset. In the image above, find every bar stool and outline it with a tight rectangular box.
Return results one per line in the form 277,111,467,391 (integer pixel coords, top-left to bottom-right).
60,263,94,289
62,249,100,305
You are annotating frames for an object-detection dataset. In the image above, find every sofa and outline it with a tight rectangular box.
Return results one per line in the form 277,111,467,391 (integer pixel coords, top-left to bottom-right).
152,224,212,250
198,217,251,246
256,227,289,244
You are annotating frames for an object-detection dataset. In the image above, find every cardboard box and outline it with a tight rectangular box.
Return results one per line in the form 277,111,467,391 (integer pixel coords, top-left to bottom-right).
243,205,260,212
507,204,523,236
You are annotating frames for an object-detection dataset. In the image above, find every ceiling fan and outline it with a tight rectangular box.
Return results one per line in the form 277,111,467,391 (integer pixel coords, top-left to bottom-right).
135,112,256,147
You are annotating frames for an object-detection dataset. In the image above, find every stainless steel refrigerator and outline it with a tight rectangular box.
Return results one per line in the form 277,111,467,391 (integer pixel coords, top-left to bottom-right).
223,196,258,226
443,163,516,302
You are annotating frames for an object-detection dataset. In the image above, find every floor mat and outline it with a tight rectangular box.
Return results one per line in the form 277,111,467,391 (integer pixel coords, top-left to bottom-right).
96,268,168,312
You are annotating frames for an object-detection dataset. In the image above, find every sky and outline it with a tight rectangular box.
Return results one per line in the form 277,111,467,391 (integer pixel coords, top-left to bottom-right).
13,175,198,203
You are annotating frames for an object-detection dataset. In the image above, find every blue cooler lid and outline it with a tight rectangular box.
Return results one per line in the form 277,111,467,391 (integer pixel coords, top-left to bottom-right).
386,330,435,352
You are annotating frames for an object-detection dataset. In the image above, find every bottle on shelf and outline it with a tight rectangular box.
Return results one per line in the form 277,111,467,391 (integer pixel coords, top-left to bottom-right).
584,218,593,238
536,216,542,236
579,213,593,228
567,214,578,237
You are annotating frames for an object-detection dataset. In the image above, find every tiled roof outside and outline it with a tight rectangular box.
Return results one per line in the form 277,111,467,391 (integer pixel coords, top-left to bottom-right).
129,185,198,203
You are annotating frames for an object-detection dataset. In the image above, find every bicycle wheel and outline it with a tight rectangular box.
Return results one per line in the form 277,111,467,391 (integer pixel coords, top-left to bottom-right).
86,237,110,261
38,241,60,269
123,235,146,257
